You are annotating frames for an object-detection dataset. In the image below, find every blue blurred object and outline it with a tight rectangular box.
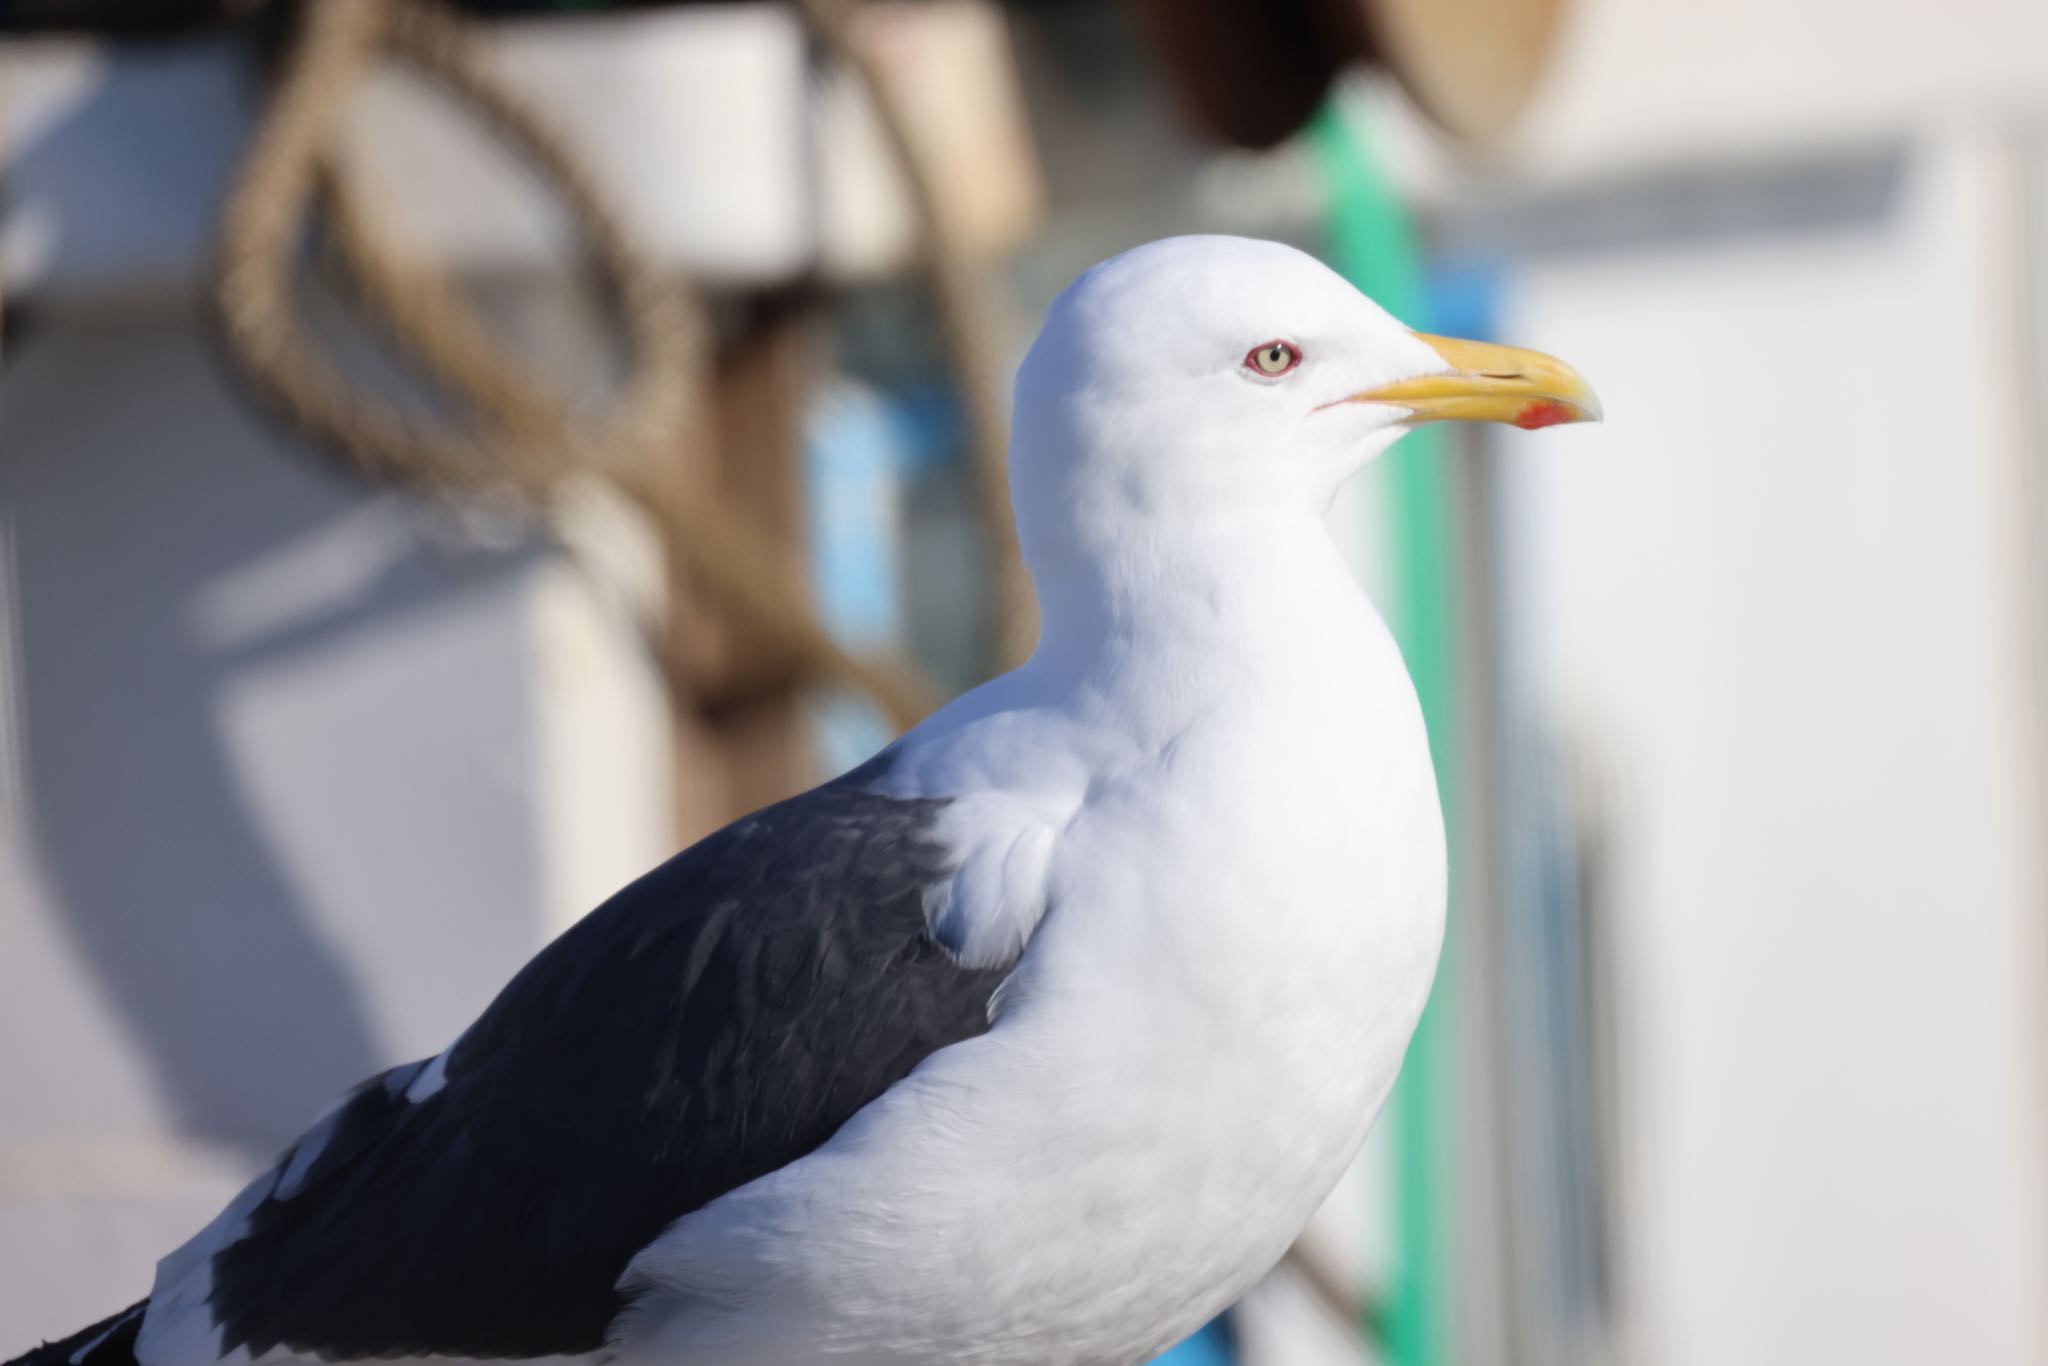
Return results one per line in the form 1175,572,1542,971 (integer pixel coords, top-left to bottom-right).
807,382,903,647
1151,1316,1235,1366
804,374,983,774
1425,258,1506,350
804,381,905,775
881,380,966,482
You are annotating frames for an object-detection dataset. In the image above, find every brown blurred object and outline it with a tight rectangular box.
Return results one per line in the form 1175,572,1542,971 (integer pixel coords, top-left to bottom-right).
1123,0,1344,151
1365,0,1572,140
672,306,823,835
1127,0,1572,148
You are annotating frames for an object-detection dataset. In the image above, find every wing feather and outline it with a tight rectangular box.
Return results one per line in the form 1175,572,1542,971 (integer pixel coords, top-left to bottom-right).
147,767,1008,1364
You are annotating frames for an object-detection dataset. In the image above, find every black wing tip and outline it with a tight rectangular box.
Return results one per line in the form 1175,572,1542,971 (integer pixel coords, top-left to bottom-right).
5,1299,147,1366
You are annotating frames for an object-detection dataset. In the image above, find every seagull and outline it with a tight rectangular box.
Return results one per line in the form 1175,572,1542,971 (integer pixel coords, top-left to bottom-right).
11,235,1597,1366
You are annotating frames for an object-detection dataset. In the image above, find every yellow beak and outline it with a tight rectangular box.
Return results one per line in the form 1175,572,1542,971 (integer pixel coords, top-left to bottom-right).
1354,334,1603,429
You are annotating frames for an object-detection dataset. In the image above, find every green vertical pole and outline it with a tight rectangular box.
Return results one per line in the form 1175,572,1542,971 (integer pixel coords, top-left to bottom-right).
1306,103,1459,1366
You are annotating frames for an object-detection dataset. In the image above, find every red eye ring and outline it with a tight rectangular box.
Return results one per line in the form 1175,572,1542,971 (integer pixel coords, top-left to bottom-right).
1245,340,1302,377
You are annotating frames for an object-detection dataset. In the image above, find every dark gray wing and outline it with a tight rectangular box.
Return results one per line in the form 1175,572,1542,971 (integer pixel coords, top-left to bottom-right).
197,764,1004,1362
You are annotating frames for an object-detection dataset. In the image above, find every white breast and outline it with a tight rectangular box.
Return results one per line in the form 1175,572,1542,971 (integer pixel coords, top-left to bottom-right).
621,549,1447,1366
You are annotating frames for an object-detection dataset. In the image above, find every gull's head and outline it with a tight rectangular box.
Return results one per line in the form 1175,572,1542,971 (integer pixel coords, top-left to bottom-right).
1010,235,1598,588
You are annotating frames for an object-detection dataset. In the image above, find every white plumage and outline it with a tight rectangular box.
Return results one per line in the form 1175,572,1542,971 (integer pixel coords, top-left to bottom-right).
619,236,1453,1363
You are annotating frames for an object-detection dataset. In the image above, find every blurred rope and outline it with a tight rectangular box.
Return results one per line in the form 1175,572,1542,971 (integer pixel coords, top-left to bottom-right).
213,0,961,730
216,0,658,498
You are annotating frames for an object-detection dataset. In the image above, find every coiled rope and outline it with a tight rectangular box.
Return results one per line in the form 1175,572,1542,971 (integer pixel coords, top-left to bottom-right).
214,0,1028,730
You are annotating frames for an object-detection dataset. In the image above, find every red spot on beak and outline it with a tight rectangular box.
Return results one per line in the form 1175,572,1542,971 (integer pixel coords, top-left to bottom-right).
1515,400,1575,430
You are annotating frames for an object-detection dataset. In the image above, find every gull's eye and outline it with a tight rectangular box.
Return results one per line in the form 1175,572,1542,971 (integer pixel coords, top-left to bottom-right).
1245,340,1302,377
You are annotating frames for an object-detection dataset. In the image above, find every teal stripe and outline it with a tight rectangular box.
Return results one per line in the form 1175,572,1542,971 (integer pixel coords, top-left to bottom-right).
1306,103,1459,1366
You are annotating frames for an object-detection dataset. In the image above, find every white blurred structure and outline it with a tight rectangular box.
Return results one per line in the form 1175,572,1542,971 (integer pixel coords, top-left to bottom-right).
1371,0,2048,1357
1488,131,2048,1366
0,302,676,1337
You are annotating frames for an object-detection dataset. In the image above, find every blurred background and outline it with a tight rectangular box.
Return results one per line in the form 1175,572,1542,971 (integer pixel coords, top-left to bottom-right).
5,0,2048,1363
